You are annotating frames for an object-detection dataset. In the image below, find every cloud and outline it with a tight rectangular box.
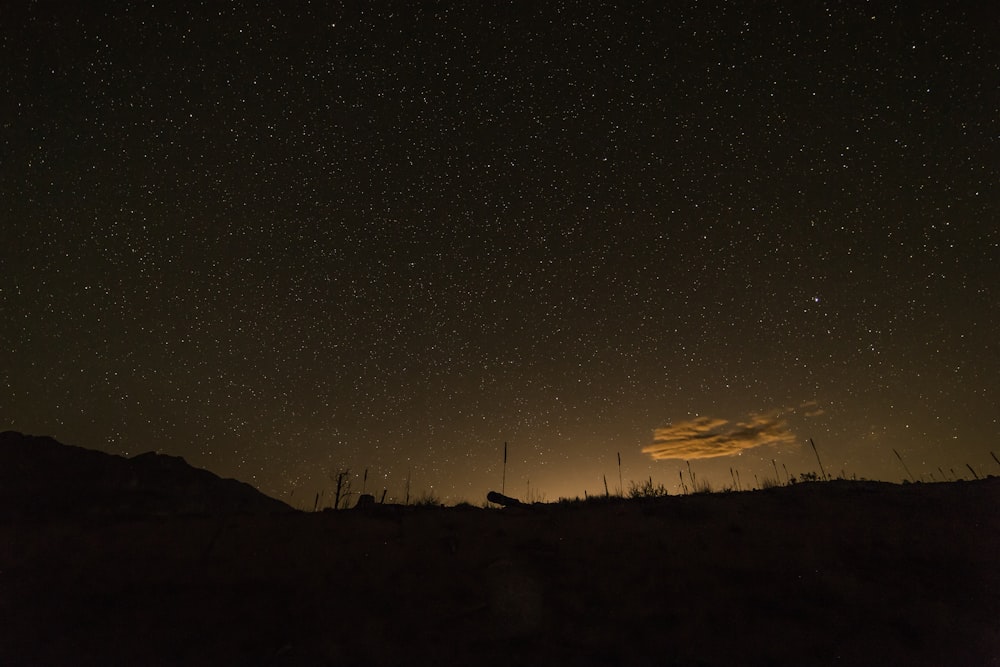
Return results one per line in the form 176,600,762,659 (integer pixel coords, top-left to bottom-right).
797,400,826,418
642,413,798,461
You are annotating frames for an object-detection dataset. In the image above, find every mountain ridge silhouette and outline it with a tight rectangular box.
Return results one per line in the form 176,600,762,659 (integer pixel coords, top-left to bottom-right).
0,431,292,519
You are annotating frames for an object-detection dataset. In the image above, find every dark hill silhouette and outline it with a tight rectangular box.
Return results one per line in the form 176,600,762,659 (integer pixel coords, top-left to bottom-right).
0,431,292,519
2,431,998,665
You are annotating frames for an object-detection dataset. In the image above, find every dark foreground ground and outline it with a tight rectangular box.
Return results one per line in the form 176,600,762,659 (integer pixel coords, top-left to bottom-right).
2,479,998,666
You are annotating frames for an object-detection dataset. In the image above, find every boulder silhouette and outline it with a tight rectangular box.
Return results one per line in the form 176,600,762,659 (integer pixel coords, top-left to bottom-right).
487,490,523,507
354,493,376,509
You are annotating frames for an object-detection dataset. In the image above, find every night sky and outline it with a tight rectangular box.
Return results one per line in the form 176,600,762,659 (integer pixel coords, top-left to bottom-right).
3,1,998,506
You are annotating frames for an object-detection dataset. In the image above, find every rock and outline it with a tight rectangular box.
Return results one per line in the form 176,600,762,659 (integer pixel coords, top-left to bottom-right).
354,493,376,509
487,490,523,507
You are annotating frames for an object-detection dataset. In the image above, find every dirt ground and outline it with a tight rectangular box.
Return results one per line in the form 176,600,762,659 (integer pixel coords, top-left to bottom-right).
2,479,998,666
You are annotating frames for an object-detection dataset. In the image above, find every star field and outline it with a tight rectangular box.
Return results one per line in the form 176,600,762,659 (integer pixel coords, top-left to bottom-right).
3,2,998,504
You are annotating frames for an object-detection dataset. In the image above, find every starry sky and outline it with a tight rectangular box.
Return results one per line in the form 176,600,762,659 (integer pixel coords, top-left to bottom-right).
3,1,998,506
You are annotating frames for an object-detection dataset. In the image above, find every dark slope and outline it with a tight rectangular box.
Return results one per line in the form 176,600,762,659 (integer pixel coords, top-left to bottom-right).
0,431,292,519
1,474,997,666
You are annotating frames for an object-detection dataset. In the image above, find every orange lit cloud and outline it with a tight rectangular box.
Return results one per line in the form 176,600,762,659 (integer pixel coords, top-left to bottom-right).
643,413,797,460
798,400,826,418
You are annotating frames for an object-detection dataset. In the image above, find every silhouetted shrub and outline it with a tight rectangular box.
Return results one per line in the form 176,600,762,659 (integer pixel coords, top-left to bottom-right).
627,477,669,499
413,491,442,507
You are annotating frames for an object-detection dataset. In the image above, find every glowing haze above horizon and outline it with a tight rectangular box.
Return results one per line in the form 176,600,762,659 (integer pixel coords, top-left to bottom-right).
3,2,998,506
